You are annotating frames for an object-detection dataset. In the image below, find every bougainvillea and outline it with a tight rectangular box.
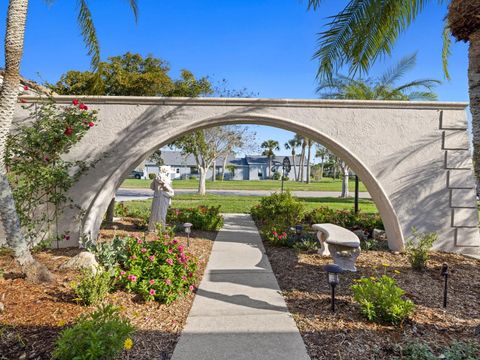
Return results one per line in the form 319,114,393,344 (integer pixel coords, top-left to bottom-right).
5,99,98,247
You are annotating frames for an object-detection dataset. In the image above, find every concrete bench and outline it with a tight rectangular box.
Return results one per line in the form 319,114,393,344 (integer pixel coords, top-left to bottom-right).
312,223,361,272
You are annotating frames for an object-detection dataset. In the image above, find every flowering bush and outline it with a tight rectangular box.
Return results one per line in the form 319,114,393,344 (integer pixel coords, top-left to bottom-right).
6,99,97,246
263,227,289,246
115,229,198,304
351,275,414,325
167,205,224,231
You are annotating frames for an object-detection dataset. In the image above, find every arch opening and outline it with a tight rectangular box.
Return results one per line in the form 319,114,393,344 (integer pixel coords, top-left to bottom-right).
82,113,404,251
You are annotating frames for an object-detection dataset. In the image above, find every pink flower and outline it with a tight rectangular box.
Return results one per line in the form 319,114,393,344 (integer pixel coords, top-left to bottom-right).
23,85,29,91
79,103,88,110
149,289,156,296
63,234,70,241
120,271,126,276
182,276,187,281
127,275,137,282
164,234,170,239
136,238,143,244
148,255,155,262
166,258,174,266
88,121,94,127
178,245,185,253
172,239,178,244
189,285,195,292
141,248,147,253
167,248,173,254
165,278,172,286
130,255,137,260
149,279,155,285
72,99,79,106
188,272,193,278
64,127,73,136
273,231,278,236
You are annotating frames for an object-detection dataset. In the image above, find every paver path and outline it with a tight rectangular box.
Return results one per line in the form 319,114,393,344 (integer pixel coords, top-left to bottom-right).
171,214,310,360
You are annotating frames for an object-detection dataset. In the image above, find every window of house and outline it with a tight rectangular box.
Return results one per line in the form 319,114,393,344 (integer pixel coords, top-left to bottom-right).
191,167,199,175
176,168,180,174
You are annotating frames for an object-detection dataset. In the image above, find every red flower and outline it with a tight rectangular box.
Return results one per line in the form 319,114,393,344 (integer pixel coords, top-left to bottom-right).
64,127,73,136
88,122,94,127
72,99,79,106
79,103,88,110
23,85,29,91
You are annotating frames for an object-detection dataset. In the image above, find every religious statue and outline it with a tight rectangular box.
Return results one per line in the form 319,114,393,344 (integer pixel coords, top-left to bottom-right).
148,166,175,232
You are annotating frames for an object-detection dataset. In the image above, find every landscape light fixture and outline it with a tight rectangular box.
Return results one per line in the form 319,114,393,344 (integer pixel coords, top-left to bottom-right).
183,222,193,247
324,264,343,312
441,263,449,308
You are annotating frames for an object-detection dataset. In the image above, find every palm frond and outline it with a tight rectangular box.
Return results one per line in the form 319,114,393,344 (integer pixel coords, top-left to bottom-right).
393,79,441,92
312,0,435,80
379,52,417,86
77,0,101,71
442,20,452,80
407,91,438,101
126,0,139,21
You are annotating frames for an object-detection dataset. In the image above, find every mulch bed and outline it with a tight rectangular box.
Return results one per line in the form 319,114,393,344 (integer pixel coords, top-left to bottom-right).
264,243,480,360
0,226,215,360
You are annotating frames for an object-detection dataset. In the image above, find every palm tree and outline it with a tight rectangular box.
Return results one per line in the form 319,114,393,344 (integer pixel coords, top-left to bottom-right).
293,134,306,182
0,0,137,281
306,138,312,184
307,0,480,185
317,53,440,100
315,145,328,180
261,140,280,179
284,138,300,180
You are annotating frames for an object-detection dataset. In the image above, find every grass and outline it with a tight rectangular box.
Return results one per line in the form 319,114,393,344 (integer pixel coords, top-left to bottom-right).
121,194,378,214
121,178,368,192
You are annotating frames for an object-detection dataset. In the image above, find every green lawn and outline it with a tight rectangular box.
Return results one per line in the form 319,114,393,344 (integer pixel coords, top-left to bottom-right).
122,194,378,214
121,178,368,192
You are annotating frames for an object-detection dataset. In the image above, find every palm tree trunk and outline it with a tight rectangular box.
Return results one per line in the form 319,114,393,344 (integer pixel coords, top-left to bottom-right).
268,157,272,179
291,149,297,180
469,31,480,188
320,155,324,179
0,0,51,282
306,140,312,184
299,141,306,182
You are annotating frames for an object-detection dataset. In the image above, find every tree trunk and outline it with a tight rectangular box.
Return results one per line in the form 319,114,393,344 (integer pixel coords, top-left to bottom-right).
211,160,216,182
469,31,480,189
291,150,297,180
340,161,349,198
306,140,312,184
320,156,324,179
268,157,272,179
299,141,306,182
198,167,207,195
0,0,51,282
222,155,228,181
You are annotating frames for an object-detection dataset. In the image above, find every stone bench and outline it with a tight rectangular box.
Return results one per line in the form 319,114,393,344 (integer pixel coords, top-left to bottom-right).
312,223,361,272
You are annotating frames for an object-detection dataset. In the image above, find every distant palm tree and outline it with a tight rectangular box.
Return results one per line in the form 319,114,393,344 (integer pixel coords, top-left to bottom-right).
261,140,280,179
308,0,480,185
284,138,300,180
0,0,138,280
315,145,328,180
317,53,440,101
293,134,306,182
306,138,312,184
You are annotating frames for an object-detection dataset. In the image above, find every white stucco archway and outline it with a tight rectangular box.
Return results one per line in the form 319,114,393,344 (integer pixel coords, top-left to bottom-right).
13,96,480,257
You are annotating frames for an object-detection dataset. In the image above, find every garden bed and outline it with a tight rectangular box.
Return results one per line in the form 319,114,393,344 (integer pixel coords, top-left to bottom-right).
264,244,480,359
0,229,215,360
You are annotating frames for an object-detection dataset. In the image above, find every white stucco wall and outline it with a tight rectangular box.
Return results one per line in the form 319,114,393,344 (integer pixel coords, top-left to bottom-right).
9,96,480,257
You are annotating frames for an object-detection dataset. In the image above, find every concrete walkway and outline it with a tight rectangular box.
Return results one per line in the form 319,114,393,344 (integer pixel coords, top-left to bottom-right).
116,187,371,201
171,214,310,360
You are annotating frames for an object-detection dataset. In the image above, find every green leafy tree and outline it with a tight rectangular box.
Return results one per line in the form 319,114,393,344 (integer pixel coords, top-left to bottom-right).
307,0,480,185
261,140,280,179
0,0,137,281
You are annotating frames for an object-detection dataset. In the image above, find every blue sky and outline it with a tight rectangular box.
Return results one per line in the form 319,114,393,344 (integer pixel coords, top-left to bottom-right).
0,0,470,156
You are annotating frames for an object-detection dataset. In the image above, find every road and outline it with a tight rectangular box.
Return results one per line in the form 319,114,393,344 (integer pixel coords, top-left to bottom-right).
115,188,371,201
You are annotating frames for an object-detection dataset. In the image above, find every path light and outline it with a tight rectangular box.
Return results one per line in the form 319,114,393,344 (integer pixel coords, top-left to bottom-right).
295,225,303,242
441,263,449,308
324,264,343,312
183,222,193,247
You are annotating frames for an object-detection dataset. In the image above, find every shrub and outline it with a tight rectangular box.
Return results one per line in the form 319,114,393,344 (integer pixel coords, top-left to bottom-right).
304,207,383,235
406,228,437,271
395,341,479,360
443,341,479,360
84,236,129,270
72,268,112,306
116,229,198,304
148,173,156,180
115,202,129,217
52,304,134,360
167,205,224,231
250,192,305,231
272,171,281,180
351,275,414,325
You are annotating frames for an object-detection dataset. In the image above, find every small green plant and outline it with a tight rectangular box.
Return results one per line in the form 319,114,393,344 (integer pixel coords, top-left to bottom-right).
52,304,134,360
395,340,479,360
395,341,437,360
351,275,415,325
293,235,320,252
84,236,129,270
72,268,112,306
406,228,437,271
443,341,479,360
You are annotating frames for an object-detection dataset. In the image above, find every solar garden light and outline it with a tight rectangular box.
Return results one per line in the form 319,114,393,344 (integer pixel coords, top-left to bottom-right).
441,263,449,308
324,264,343,312
295,225,303,241
183,222,193,247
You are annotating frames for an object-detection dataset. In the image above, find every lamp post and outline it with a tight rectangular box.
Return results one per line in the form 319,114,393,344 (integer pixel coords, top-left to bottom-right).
324,264,342,312
183,222,192,247
441,263,449,308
